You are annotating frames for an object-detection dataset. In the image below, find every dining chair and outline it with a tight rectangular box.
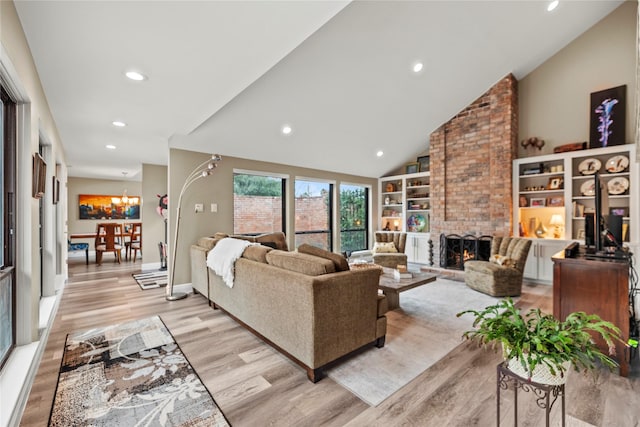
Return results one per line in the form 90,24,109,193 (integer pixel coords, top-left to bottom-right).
126,222,142,262
68,239,89,265
95,223,123,265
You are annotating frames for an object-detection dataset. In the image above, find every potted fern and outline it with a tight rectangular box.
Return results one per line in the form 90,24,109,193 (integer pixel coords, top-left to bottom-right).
457,298,624,385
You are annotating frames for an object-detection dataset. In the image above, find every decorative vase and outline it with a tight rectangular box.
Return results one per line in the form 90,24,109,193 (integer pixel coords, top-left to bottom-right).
502,344,570,385
535,221,547,238
507,357,570,386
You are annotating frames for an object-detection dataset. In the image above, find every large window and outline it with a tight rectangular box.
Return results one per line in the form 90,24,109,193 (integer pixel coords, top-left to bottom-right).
295,180,333,250
0,85,16,371
233,172,285,235
340,184,369,254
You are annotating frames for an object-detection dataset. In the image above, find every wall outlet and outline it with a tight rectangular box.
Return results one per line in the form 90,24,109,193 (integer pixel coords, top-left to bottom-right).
211,203,218,213
195,203,204,213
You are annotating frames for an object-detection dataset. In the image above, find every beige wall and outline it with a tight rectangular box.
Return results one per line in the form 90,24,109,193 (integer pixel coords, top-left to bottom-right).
168,148,378,284
141,164,167,264
519,1,636,157
1,1,67,344
67,176,142,231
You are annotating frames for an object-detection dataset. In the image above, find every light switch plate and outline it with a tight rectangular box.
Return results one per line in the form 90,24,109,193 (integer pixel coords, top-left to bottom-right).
195,203,204,213
211,203,218,213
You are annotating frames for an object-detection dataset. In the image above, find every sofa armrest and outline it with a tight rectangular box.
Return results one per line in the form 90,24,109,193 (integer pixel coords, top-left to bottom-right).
190,244,209,297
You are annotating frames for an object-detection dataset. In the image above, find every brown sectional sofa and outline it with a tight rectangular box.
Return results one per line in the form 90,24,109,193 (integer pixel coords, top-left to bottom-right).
190,233,387,382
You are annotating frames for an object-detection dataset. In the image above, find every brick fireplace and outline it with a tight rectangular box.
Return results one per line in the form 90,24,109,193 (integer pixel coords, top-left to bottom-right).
429,74,517,268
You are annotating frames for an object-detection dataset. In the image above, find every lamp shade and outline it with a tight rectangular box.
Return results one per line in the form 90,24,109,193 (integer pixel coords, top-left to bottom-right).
550,214,564,226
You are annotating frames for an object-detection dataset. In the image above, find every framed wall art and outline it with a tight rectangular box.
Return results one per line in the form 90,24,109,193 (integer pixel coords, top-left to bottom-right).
405,162,419,174
78,194,141,220
417,156,430,172
530,198,546,207
590,85,626,148
547,196,564,207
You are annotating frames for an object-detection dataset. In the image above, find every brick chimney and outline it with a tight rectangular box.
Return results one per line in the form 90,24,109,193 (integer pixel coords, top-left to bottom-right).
429,74,518,267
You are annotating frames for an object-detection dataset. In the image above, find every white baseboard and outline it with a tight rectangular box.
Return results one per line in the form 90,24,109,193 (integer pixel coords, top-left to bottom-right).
141,262,162,272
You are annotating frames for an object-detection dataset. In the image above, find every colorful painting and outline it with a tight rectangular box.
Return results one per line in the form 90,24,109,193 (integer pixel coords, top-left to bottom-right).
590,85,626,148
79,194,140,220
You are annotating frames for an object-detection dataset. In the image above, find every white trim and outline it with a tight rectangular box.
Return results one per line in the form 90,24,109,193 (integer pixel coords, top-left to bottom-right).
0,44,30,102
232,168,289,180
0,40,37,427
294,175,336,185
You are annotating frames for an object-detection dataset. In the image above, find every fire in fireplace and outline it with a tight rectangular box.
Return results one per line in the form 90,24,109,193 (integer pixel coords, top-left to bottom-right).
439,234,492,270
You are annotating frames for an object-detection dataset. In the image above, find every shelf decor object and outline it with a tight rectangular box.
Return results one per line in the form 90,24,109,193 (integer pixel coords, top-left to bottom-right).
549,214,564,239
166,154,222,301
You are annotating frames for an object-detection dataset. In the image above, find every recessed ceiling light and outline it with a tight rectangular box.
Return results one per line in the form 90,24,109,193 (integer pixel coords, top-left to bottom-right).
125,70,146,81
281,124,292,135
112,121,126,127
376,151,384,157
547,0,559,12
413,62,424,73
106,144,116,150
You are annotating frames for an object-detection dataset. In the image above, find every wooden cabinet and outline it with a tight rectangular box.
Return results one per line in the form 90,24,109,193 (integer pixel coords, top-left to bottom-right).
552,252,629,376
406,233,430,264
523,240,570,283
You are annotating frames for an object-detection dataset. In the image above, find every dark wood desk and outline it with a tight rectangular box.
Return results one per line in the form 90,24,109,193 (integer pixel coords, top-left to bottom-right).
552,251,630,376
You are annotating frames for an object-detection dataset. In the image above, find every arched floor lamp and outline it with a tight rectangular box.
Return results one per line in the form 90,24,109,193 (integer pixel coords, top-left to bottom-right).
166,154,222,301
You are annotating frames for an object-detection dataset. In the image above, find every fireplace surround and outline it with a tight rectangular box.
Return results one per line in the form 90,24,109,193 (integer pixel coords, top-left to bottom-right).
439,234,492,270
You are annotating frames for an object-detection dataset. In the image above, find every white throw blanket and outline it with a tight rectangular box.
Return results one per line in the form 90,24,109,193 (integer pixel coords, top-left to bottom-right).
206,238,255,288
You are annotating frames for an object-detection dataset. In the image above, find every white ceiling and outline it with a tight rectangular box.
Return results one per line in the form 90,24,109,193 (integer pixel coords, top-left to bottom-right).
15,0,623,181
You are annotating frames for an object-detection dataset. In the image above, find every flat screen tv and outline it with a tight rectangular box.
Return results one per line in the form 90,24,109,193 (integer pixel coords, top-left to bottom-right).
588,173,623,255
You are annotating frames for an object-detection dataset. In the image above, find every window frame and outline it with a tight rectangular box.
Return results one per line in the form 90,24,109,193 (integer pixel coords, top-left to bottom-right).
232,169,288,236
294,178,334,251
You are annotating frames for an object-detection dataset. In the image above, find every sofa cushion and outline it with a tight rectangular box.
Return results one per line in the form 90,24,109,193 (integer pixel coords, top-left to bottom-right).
242,244,272,263
297,243,350,272
266,250,336,276
197,236,223,251
372,241,398,254
255,232,288,251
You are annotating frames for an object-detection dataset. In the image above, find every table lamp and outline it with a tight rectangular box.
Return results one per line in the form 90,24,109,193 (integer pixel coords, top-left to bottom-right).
549,214,564,239
393,220,399,231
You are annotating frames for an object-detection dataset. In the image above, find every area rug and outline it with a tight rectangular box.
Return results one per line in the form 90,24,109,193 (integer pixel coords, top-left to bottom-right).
48,316,229,426
326,277,505,406
132,270,168,290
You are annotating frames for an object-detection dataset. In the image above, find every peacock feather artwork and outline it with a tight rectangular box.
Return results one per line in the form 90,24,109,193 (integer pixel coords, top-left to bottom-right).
589,85,626,148
595,97,618,147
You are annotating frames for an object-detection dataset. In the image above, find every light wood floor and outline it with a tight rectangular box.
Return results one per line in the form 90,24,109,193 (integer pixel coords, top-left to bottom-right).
20,260,640,426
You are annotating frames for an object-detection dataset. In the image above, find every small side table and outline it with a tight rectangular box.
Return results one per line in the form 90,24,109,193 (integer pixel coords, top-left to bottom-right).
496,362,565,427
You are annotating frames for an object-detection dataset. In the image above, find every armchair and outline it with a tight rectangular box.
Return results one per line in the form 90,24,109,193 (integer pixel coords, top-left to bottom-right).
464,236,531,297
372,232,407,268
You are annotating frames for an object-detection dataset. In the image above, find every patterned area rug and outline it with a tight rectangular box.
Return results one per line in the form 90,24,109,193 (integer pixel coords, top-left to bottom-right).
326,277,504,406
132,270,168,290
49,316,229,426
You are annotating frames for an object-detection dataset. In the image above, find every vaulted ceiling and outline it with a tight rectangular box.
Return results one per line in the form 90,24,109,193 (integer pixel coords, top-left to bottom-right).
15,0,623,180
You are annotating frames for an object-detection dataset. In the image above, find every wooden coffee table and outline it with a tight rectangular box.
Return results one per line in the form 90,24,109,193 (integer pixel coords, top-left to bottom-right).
378,268,437,310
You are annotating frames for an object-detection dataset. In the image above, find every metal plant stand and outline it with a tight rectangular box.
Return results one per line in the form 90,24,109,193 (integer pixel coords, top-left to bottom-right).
496,362,565,427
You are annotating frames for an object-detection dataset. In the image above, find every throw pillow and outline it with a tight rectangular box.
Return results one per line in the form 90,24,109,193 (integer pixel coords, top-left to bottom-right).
242,245,272,263
297,243,350,272
372,242,398,254
490,254,516,268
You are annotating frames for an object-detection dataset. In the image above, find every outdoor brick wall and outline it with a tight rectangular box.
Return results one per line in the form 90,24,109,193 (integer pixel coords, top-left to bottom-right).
430,74,518,266
234,195,328,249
233,195,283,234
